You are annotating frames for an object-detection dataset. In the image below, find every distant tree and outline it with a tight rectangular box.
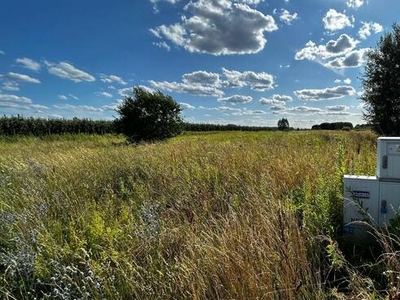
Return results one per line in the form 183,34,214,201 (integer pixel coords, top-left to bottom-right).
115,87,183,143
361,24,400,135
277,118,290,131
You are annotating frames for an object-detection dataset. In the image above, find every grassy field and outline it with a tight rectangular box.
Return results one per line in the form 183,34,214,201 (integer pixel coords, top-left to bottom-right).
0,130,394,299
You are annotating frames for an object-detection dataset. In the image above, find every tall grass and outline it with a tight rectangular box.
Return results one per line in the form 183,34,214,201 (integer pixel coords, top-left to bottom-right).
0,131,379,299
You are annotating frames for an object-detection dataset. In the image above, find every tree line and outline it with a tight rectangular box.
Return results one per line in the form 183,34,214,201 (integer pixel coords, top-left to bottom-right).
0,115,115,136
0,115,279,137
311,122,353,130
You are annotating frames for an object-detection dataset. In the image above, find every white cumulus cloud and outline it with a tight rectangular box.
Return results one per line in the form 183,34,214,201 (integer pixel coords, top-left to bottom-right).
6,72,41,84
325,48,369,68
260,94,292,108
294,85,356,101
295,34,364,69
358,21,383,40
45,61,95,82
97,91,114,98
2,82,19,91
150,0,278,55
150,80,225,97
0,93,32,103
277,9,298,25
322,9,353,31
16,58,41,71
346,0,364,9
180,102,196,109
326,105,349,111
100,74,127,85
218,94,253,104
222,68,274,91
182,70,221,86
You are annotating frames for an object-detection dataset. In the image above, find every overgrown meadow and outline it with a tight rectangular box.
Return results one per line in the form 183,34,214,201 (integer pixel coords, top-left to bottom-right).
1,130,391,299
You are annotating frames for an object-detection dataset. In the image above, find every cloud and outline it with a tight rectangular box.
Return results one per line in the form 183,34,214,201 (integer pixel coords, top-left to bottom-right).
286,106,324,113
295,41,324,61
214,106,265,116
150,0,278,55
336,78,352,84
100,101,121,111
358,21,383,40
270,94,293,102
153,41,171,51
218,94,253,104
0,102,48,112
325,48,368,68
295,34,364,70
0,93,32,103
6,72,41,84
325,111,351,116
148,68,274,99
277,9,298,25
260,98,286,107
182,70,221,86
0,102,49,112
260,94,292,107
100,74,127,85
150,0,179,5
322,9,353,31
16,58,41,72
326,105,349,111
346,0,364,8
150,80,225,97
325,34,357,54
2,82,19,91
150,0,180,13
118,87,133,97
58,95,68,100
296,34,357,61
344,78,352,84
222,68,274,91
137,85,156,93
241,0,263,4
294,85,356,101
180,102,196,109
0,50,4,55
45,61,95,82
97,91,114,98
217,106,243,113
54,104,103,112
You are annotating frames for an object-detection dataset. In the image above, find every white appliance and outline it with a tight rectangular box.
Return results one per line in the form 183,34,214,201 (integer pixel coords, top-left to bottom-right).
344,137,400,234
377,137,400,180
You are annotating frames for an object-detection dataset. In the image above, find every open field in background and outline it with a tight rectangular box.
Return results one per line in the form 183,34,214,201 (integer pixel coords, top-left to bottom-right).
0,130,391,299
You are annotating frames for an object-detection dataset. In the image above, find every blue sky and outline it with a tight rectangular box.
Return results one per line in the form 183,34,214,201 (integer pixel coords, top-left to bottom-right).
0,0,399,128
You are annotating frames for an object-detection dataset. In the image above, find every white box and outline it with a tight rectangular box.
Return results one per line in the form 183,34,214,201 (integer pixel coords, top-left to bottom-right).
377,137,400,180
343,175,380,226
378,181,400,227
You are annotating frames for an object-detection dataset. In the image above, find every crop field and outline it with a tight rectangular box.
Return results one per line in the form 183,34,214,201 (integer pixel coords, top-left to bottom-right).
2,130,397,299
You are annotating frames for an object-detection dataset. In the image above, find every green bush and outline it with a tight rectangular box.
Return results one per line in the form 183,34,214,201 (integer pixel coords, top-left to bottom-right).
114,87,183,143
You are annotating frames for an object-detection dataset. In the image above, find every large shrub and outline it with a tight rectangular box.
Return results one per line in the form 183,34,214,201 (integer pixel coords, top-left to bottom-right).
115,87,183,142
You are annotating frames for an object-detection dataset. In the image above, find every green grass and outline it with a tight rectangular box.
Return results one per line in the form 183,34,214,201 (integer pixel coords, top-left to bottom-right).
0,131,384,299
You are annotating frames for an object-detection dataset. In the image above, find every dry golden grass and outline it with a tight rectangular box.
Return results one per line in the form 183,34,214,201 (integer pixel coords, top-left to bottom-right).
0,131,381,299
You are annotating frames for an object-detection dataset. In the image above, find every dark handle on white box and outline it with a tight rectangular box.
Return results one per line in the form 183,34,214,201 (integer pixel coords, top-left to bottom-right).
382,155,388,169
381,200,388,214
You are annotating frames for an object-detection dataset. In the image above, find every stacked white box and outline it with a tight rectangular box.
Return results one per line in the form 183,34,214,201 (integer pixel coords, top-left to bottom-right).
344,137,400,234
376,137,400,180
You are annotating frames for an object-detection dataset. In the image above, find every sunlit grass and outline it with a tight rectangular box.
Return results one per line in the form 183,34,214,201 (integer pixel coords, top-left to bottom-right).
0,131,380,299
